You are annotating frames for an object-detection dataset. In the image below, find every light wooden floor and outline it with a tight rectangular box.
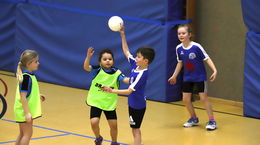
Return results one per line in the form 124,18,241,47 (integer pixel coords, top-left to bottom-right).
1,71,260,145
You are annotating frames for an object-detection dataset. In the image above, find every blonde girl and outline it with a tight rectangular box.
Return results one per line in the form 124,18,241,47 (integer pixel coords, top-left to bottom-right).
14,50,45,145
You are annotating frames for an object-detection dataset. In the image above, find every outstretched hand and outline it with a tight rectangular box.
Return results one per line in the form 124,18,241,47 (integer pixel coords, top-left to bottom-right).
101,86,113,93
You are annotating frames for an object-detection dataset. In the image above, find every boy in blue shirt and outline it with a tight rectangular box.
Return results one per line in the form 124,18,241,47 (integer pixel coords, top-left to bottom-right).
103,26,155,145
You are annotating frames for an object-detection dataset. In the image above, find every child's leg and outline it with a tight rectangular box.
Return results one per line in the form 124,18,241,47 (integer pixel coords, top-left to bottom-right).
15,125,23,145
105,110,118,143
107,119,118,142
199,92,214,119
90,117,101,137
18,121,33,145
90,106,102,138
199,92,217,130
132,128,142,145
128,107,146,145
183,92,196,117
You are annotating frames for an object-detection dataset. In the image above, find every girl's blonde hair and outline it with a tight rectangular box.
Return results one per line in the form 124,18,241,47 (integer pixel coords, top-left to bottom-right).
16,50,38,82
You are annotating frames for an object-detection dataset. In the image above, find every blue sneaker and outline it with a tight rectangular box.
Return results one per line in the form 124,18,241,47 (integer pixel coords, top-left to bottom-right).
183,117,199,127
94,136,103,145
206,120,217,130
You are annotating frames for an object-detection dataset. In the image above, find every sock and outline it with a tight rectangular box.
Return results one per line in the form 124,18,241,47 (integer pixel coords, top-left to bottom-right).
191,114,197,118
209,116,214,120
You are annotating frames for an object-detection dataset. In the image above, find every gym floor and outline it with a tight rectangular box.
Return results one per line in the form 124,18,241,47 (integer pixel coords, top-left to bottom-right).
0,71,259,145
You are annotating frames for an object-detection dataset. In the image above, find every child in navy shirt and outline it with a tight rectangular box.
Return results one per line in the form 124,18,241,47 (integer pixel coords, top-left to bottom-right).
168,24,218,130
103,26,155,145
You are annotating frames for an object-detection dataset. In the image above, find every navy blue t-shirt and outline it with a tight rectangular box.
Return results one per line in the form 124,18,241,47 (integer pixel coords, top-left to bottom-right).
176,41,209,82
128,55,148,109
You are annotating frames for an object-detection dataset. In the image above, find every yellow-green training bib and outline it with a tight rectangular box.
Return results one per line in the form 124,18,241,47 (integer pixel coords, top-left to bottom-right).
87,68,121,111
14,73,42,122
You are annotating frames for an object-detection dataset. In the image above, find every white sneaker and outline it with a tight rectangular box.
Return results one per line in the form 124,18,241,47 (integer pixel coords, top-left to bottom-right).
206,120,217,130
183,118,199,127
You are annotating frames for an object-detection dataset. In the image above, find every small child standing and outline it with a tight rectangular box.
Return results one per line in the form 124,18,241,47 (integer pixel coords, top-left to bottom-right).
103,26,155,145
83,47,128,145
14,49,45,145
168,24,217,130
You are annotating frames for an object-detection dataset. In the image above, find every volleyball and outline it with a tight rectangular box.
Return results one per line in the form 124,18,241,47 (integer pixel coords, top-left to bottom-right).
108,16,124,31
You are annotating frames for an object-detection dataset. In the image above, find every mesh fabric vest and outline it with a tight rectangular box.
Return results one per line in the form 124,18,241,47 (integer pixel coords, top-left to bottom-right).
14,73,41,122
87,68,121,111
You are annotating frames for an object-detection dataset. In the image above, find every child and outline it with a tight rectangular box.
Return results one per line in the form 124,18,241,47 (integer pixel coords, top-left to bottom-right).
83,47,128,145
168,24,217,130
103,26,155,145
14,49,45,145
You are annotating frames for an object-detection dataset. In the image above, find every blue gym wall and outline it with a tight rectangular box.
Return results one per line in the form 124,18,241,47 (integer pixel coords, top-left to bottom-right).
241,0,260,118
0,0,190,102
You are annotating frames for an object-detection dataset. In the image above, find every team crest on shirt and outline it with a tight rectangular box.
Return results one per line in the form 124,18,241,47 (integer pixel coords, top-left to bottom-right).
189,53,196,59
180,51,184,55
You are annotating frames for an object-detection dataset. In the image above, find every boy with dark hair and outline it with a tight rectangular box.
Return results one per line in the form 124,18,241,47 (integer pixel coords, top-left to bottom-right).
103,26,155,145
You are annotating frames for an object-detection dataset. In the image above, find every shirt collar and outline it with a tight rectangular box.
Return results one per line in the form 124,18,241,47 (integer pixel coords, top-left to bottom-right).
22,70,35,75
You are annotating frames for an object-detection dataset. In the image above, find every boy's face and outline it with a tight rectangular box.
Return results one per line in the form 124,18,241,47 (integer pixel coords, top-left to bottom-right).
135,53,148,67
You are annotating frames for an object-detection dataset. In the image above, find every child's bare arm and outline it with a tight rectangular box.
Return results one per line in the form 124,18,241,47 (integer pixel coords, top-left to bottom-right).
205,58,217,82
168,62,183,85
83,47,94,72
119,26,131,58
102,86,133,95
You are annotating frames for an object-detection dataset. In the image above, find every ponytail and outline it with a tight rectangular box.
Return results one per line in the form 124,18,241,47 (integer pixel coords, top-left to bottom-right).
16,62,23,83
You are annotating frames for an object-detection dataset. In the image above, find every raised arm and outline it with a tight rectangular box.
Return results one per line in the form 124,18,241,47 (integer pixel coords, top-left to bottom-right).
83,47,94,72
168,61,183,85
205,58,217,82
119,26,131,59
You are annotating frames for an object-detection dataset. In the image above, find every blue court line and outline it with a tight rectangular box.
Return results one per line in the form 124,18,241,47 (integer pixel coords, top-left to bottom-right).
1,119,130,145
0,133,71,144
0,0,191,25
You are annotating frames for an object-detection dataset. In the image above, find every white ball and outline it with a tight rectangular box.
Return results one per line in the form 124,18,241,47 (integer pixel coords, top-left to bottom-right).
108,16,124,31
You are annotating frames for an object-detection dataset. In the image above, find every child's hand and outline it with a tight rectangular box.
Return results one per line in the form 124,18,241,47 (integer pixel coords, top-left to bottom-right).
40,94,46,102
101,86,112,93
168,76,177,85
87,47,94,57
25,113,32,122
209,71,217,82
119,25,125,34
